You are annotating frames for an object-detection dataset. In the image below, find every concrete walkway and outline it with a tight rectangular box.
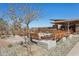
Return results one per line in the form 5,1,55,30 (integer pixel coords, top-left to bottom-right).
67,42,79,56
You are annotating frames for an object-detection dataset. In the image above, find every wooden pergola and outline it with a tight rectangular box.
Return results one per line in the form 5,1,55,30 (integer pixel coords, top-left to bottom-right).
51,19,79,33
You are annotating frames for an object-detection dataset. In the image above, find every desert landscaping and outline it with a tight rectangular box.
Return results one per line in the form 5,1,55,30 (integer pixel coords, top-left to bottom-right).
0,3,79,56
0,33,79,56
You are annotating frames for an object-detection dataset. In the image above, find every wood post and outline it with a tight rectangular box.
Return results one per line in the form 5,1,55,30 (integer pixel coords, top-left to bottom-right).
68,21,70,33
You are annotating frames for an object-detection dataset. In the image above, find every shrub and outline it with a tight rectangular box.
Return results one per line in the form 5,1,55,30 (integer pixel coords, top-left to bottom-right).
8,44,13,48
19,41,23,45
0,35,6,39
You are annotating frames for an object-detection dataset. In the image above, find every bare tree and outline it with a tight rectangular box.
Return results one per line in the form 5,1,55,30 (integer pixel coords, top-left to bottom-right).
20,5,39,43
0,18,7,37
8,5,22,36
19,4,40,55
7,4,40,55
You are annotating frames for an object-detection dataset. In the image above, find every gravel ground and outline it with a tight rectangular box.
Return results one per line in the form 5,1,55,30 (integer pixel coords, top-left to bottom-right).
0,34,79,56
49,35,79,56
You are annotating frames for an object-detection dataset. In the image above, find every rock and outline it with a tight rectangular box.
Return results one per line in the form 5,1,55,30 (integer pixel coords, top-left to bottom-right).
68,34,73,39
62,37,67,42
32,39,39,42
37,40,56,49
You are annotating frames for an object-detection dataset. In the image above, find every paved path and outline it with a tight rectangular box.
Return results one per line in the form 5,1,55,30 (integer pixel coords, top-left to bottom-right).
67,42,79,56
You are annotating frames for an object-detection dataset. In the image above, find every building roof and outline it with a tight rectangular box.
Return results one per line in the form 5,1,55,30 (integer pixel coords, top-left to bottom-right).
50,19,66,21
51,19,79,24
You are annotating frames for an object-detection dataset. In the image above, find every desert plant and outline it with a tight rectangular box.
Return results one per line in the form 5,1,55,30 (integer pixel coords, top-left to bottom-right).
8,44,13,48
0,18,8,37
20,5,39,43
5,4,41,56
7,5,22,36
20,5,40,55
19,41,24,45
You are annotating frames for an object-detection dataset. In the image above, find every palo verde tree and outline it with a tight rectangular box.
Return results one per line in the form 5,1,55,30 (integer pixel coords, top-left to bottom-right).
7,4,40,55
19,4,40,56
8,4,40,42
20,4,40,43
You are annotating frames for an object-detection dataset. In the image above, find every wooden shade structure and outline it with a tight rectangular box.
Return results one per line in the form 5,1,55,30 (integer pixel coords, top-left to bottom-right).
51,20,79,24
51,19,79,33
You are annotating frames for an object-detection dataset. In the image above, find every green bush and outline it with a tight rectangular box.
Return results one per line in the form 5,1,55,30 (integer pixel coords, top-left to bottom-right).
8,44,13,48
19,41,23,45
1,35,6,39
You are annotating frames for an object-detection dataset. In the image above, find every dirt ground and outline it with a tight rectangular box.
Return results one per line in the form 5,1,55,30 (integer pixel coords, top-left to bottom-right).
0,39,11,47
0,35,79,56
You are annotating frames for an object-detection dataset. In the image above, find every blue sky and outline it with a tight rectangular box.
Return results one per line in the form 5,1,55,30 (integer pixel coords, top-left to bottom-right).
0,3,79,28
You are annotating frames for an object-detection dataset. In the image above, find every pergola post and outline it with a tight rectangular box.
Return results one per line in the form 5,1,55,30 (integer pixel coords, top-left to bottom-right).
68,21,70,33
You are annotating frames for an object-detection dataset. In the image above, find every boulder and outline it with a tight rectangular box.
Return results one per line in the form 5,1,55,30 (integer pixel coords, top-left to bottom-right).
62,37,67,42
68,34,73,39
37,40,56,49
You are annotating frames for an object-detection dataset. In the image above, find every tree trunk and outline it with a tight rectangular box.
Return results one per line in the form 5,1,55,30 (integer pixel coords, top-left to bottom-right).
25,24,32,55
